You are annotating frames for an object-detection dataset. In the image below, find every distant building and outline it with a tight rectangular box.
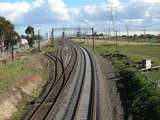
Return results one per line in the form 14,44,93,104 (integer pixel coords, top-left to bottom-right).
18,39,29,49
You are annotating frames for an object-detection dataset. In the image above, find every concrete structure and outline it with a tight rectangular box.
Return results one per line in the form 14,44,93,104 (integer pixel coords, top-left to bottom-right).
142,59,152,69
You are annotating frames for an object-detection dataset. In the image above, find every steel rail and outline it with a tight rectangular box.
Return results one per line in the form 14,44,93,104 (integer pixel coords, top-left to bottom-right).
24,46,77,120
23,50,64,120
71,44,97,120
43,46,78,120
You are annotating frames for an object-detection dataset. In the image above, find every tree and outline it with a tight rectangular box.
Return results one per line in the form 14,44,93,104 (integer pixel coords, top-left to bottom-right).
25,26,35,47
25,26,34,36
0,16,19,53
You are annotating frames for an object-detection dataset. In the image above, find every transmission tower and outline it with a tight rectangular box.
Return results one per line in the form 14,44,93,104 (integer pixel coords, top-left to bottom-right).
107,3,117,37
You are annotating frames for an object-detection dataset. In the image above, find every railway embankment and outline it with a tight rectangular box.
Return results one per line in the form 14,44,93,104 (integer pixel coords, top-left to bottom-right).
101,52,160,120
0,50,50,120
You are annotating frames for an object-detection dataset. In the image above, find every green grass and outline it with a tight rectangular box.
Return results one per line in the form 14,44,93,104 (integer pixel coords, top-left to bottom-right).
94,43,160,80
0,43,53,120
0,54,50,120
0,53,51,90
144,71,160,80
96,44,160,65
0,58,30,90
10,55,50,120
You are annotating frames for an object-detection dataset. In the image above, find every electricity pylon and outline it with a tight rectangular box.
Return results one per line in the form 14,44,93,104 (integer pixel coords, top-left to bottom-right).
107,3,117,37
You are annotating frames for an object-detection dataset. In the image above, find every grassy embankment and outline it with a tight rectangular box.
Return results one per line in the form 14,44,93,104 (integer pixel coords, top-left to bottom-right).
0,45,53,119
76,39,160,120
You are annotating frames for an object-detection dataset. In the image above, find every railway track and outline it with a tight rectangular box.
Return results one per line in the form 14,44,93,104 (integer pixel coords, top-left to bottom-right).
22,45,77,120
67,45,97,120
45,44,97,120
21,41,97,120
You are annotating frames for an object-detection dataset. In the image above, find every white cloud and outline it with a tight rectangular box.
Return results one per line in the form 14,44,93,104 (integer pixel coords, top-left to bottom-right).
83,5,98,14
108,0,120,4
131,0,160,4
0,2,30,22
0,0,160,33
144,11,151,18
32,0,45,8
122,19,144,24
141,0,160,3
48,0,70,21
107,0,124,11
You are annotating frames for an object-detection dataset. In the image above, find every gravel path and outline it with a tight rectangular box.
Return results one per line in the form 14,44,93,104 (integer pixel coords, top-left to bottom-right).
95,55,124,120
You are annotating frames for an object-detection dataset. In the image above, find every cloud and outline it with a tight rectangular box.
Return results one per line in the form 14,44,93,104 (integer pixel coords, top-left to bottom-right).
0,0,160,33
0,1,30,23
48,0,71,21
72,4,106,22
32,0,45,8
140,0,160,3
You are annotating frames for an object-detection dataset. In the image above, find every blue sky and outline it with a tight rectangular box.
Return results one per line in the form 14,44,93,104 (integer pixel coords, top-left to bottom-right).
0,0,105,7
65,0,105,7
0,0,160,34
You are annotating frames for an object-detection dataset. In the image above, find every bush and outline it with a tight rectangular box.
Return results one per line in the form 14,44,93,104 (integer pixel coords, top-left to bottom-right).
113,57,160,120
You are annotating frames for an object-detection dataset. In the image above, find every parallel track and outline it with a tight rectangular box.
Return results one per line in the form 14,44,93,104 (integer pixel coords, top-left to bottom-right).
43,46,77,120
22,42,97,120
22,46,77,120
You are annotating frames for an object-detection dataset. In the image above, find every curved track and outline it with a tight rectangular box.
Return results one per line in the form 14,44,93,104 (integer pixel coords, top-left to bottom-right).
22,45,77,120
70,45,97,120
22,41,97,120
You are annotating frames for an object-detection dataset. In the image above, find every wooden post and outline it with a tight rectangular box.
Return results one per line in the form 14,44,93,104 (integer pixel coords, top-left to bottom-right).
11,42,14,60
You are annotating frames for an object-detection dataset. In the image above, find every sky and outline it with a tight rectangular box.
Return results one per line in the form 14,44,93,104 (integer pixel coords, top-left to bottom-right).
0,0,160,34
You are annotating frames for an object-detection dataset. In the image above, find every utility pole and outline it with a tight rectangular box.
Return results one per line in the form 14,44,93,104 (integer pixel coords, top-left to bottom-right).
118,28,121,41
143,26,146,35
62,28,65,39
46,32,48,41
38,30,41,52
119,28,121,36
115,30,118,52
126,26,130,43
126,25,129,36
51,28,54,47
108,26,111,40
92,27,95,52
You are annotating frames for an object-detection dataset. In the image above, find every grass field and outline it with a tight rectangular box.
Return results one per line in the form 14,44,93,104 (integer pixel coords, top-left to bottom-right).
96,44,160,66
74,39,160,46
